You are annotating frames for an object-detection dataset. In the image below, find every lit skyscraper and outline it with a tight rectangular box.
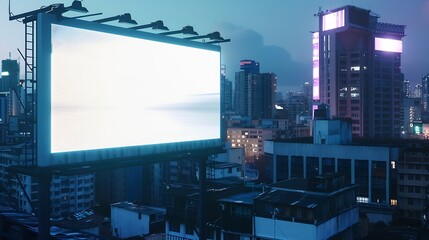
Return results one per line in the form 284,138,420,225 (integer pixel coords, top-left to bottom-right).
414,84,422,98
402,79,410,98
422,73,429,112
313,6,405,138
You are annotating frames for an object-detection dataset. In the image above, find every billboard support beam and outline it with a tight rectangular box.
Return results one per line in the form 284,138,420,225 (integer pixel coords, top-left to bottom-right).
38,170,52,240
198,157,207,240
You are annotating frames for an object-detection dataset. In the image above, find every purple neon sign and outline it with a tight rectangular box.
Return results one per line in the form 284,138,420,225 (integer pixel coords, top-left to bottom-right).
374,37,403,53
312,32,320,100
322,9,345,31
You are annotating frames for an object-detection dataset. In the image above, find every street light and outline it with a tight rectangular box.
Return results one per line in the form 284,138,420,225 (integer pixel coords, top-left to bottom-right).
129,20,169,31
93,13,138,25
159,25,198,36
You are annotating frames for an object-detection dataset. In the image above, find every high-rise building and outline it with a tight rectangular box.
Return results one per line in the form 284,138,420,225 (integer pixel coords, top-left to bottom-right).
0,59,24,145
303,81,312,99
402,79,411,98
422,73,429,112
221,65,233,112
235,60,260,118
414,84,422,99
1,59,19,92
403,97,422,136
313,6,405,138
250,73,276,120
0,147,95,219
234,60,276,120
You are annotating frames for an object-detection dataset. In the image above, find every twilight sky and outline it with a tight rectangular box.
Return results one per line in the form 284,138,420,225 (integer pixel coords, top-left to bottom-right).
1,0,429,92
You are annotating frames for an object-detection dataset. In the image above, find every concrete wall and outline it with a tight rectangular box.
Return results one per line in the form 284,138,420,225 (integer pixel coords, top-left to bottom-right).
111,206,149,238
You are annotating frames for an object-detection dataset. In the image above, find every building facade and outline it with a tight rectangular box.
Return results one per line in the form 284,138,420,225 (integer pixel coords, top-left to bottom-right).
397,148,429,222
264,140,398,206
0,146,95,219
314,6,405,138
254,175,359,240
227,127,278,162
111,202,165,239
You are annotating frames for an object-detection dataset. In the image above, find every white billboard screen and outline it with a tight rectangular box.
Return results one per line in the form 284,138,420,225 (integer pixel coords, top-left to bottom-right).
51,24,220,153
36,14,221,166
374,37,403,53
322,9,345,31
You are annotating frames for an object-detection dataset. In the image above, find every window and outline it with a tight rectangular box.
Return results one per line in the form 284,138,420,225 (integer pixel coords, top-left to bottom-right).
169,221,180,233
185,224,194,235
415,186,421,193
231,205,251,218
138,212,142,220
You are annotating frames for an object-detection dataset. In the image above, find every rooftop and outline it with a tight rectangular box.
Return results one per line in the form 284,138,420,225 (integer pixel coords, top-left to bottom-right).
0,206,99,239
111,202,165,216
255,188,327,209
269,136,426,148
207,161,241,169
218,191,260,205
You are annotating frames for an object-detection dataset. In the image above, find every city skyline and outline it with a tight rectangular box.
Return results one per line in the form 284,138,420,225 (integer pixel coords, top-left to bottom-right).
1,0,429,91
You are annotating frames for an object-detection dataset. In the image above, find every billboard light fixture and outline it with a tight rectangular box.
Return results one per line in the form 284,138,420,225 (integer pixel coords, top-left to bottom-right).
94,13,137,25
185,31,224,41
206,39,231,44
129,20,169,31
66,0,88,13
185,31,231,44
160,25,198,36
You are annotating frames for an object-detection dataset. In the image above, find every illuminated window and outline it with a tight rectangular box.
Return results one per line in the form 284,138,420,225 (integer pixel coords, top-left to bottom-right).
390,199,397,206
356,197,369,203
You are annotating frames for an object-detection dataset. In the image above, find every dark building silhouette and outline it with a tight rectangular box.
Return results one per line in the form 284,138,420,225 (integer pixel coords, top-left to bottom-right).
313,5,405,138
221,65,233,113
234,60,276,120
1,59,20,92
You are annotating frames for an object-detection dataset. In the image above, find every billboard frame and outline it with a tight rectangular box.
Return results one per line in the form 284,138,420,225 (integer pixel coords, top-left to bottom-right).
37,13,222,167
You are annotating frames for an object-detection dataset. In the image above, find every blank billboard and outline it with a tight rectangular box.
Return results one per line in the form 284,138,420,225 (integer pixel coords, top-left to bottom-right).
322,9,345,31
37,13,221,166
374,37,403,53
